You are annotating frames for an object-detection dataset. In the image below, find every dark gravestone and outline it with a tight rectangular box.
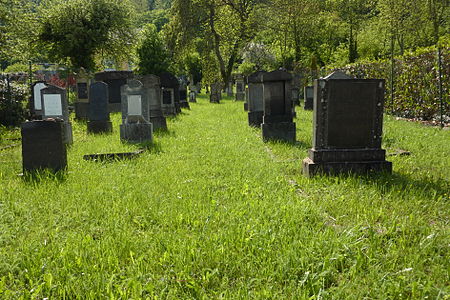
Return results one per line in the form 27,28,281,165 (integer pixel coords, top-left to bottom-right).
244,84,249,111
120,80,153,143
226,81,233,97
247,71,266,127
292,87,300,106
30,81,47,119
304,86,314,110
94,71,133,112
179,84,190,109
21,120,67,173
261,70,296,142
302,72,392,177
137,75,167,131
159,72,180,116
210,82,222,103
75,69,90,120
291,73,302,106
87,82,112,134
235,74,245,101
41,85,73,145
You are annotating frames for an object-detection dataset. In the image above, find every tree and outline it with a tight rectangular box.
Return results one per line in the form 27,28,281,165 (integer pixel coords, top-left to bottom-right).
38,0,135,71
136,24,171,75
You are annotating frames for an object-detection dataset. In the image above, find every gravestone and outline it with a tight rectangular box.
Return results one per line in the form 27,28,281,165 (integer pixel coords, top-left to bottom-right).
159,72,180,116
291,73,302,106
87,81,112,134
244,85,249,111
30,81,47,119
75,69,90,120
137,75,167,131
120,79,153,143
21,119,67,173
292,87,300,106
94,71,133,112
179,82,190,109
235,74,245,101
302,71,392,177
226,81,234,97
210,82,222,103
261,70,296,142
304,86,314,110
247,71,266,127
41,84,73,144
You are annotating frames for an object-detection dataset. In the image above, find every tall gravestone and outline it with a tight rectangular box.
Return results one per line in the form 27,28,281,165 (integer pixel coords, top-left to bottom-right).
179,81,190,109
30,81,47,119
226,81,233,97
189,84,197,103
244,84,249,111
120,80,153,143
41,84,73,145
235,75,245,101
94,71,133,113
304,86,314,110
87,81,112,134
21,119,67,173
210,82,222,103
74,69,90,120
302,71,392,177
261,70,296,142
291,73,301,106
247,71,266,127
137,75,167,131
159,72,180,116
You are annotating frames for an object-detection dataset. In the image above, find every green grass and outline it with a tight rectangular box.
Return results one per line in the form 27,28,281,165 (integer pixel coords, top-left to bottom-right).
0,94,449,299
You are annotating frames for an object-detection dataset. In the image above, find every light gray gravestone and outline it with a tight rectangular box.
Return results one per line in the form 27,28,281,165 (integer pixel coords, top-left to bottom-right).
30,81,47,119
137,75,167,131
87,81,112,134
235,74,245,101
247,71,266,127
302,71,392,177
74,69,91,120
41,84,73,144
120,79,153,143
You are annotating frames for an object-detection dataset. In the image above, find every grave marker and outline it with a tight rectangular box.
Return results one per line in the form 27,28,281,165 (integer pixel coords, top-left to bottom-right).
210,82,222,103
94,71,133,112
304,86,314,110
159,72,180,116
137,75,167,130
30,81,46,119
75,69,91,119
247,71,266,127
235,74,245,101
87,81,112,133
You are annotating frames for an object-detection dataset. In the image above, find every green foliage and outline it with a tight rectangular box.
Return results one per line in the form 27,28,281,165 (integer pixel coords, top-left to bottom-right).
136,24,170,75
38,0,135,71
0,79,28,127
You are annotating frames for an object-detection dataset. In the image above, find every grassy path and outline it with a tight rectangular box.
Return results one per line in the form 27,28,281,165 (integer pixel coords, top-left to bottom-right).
0,94,449,298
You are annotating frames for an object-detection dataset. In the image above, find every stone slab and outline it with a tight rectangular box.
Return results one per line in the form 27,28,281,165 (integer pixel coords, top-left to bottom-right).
308,148,387,163
120,123,153,143
83,149,144,161
302,157,392,177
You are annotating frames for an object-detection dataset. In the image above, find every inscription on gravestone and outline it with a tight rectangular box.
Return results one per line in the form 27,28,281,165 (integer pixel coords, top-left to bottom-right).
128,95,142,116
43,94,63,116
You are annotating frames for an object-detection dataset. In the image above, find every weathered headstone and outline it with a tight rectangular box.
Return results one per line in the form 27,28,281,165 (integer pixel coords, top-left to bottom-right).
30,81,47,119
304,86,314,110
94,71,133,112
87,81,112,134
235,74,245,101
21,119,67,173
120,79,153,143
226,81,234,97
41,84,73,144
179,81,190,109
159,72,180,116
210,82,222,103
75,69,91,120
244,84,249,111
302,71,392,177
261,70,296,142
137,75,167,131
247,71,266,127
291,73,302,106
292,87,300,106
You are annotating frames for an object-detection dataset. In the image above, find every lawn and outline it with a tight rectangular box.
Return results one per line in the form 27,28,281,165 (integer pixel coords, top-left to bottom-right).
0,94,449,299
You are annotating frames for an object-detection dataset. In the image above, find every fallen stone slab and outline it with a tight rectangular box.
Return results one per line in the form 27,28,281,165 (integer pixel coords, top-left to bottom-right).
83,149,145,162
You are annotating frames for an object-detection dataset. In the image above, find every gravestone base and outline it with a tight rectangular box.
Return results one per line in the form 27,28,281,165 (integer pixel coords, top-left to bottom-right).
261,122,296,142
210,95,220,103
150,116,167,131
21,120,67,173
120,123,153,143
75,102,89,120
235,93,245,101
302,157,392,177
248,111,263,127
175,104,182,114
87,120,113,134
180,101,190,109
63,122,73,145
108,103,121,113
244,103,248,111
162,107,177,117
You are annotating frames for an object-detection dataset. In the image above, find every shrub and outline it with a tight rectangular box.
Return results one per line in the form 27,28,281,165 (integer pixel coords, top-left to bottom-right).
0,77,29,127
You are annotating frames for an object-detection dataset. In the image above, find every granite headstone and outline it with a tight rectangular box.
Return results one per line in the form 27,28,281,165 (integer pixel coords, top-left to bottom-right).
94,71,133,112
137,74,167,131
159,72,180,116
87,81,112,133
247,71,266,127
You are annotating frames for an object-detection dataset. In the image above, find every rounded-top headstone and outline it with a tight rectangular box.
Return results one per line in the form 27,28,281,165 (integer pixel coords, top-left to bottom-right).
323,71,352,80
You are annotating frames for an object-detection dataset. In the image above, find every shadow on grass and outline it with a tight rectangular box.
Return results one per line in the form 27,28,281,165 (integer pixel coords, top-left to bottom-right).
265,139,310,149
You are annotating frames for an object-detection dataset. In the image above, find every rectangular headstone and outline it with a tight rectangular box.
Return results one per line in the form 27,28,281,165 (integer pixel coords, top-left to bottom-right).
41,85,69,121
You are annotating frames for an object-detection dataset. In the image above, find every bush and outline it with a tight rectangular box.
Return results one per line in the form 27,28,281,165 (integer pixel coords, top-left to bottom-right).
0,77,28,127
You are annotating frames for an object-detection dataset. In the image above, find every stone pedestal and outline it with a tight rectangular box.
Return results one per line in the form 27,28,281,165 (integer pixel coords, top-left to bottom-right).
87,120,112,134
179,89,190,109
248,111,263,127
21,120,67,173
75,102,89,120
262,122,296,142
120,123,153,143
150,116,167,131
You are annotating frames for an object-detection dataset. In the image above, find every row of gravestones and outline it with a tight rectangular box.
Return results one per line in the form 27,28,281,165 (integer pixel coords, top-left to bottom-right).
21,71,196,174
243,70,392,177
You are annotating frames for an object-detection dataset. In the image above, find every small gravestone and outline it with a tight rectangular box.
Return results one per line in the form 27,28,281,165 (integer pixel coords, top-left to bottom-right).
189,83,197,103
120,79,153,143
226,82,233,97
235,75,245,101
304,86,314,110
302,71,392,177
87,81,112,133
292,87,300,106
75,69,91,120
30,81,47,119
159,72,180,116
137,75,167,131
244,84,249,111
179,82,190,109
21,119,67,173
247,71,266,127
261,70,296,142
210,82,222,103
291,73,301,106
41,85,73,144
94,71,133,112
